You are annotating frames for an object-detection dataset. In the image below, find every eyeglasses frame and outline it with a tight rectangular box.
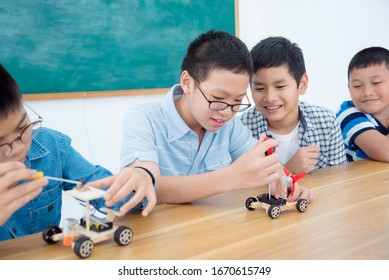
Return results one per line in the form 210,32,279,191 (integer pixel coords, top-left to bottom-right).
190,74,251,113
0,103,43,158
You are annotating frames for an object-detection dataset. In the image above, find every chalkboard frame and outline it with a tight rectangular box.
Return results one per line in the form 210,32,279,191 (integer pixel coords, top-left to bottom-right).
0,1,239,101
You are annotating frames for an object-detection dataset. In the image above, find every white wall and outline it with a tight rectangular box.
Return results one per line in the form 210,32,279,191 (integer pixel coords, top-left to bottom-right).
27,94,164,174
26,0,389,174
238,0,389,112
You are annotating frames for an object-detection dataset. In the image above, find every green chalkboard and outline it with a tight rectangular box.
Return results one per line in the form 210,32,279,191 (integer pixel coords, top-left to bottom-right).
0,0,236,95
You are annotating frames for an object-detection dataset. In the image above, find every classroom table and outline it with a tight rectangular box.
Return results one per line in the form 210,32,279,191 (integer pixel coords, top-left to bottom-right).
1,159,388,260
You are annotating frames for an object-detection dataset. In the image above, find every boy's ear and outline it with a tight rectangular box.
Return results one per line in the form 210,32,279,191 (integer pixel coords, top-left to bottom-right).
180,70,192,94
298,73,308,95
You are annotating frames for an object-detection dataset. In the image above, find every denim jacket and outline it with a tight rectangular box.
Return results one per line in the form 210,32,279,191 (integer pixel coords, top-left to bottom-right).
0,128,143,241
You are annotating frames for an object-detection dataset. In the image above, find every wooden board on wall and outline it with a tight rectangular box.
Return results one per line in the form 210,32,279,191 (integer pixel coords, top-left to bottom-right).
0,0,236,100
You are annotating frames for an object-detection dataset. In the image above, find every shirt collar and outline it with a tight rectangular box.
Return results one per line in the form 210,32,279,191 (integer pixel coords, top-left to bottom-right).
298,101,314,132
26,137,50,162
250,107,272,137
162,84,194,142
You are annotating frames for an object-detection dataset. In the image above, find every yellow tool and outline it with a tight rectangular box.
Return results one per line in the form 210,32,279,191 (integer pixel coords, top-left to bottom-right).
35,172,82,186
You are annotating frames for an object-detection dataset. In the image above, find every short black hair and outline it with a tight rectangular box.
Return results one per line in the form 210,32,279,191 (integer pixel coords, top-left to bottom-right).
181,30,253,82
348,47,389,80
250,36,306,86
0,64,22,119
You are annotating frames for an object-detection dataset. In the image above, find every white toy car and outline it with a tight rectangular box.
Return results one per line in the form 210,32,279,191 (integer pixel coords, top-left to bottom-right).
42,186,133,258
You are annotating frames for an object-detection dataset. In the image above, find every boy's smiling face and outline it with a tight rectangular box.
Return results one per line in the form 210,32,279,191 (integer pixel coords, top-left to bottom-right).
179,69,250,135
0,105,32,163
348,63,389,119
251,65,307,134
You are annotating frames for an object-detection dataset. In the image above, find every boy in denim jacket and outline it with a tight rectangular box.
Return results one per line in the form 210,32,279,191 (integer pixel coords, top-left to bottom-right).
0,64,156,241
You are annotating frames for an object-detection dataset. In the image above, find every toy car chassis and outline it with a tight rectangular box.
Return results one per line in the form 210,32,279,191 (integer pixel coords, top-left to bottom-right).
245,193,308,219
42,186,133,258
245,140,309,219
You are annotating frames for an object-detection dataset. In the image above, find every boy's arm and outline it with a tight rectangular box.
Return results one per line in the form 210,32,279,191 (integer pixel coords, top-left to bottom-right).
285,146,319,174
96,160,158,216
59,132,157,217
286,111,347,173
354,130,389,162
157,138,281,204
87,160,158,217
336,101,388,161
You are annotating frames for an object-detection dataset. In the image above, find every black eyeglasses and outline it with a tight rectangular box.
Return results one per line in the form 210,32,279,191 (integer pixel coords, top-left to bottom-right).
192,77,251,112
0,103,43,159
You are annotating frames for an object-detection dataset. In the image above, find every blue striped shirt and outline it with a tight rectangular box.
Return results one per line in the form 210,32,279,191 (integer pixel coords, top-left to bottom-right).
240,101,347,169
120,84,257,176
336,100,389,161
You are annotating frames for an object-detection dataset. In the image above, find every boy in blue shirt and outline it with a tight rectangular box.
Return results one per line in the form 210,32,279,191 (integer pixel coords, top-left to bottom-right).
91,30,312,205
0,64,156,241
336,47,389,162
240,37,346,174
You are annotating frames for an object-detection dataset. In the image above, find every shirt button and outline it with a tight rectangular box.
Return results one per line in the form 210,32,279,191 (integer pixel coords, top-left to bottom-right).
48,205,53,212
12,228,17,234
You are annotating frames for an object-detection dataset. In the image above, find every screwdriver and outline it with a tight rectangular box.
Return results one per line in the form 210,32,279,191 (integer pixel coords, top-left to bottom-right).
35,171,83,186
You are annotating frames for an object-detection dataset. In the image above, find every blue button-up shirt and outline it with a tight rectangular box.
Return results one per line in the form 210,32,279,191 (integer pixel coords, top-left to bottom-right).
120,84,257,176
0,128,142,241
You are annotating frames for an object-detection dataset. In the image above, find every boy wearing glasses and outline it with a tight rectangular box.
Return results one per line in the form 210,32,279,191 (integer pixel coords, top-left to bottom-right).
90,30,312,205
240,37,346,174
0,64,156,241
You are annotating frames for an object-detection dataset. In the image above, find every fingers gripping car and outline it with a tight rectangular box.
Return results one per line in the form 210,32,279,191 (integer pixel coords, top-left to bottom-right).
245,139,309,219
245,167,309,219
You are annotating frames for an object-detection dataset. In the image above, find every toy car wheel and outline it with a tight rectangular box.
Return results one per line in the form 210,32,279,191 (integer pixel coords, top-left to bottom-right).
268,205,281,219
296,199,308,212
114,226,133,246
42,225,62,244
73,237,94,258
245,197,257,211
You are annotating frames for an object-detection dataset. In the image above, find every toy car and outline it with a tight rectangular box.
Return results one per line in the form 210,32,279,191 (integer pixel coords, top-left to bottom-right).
42,186,133,258
245,168,309,219
245,193,308,219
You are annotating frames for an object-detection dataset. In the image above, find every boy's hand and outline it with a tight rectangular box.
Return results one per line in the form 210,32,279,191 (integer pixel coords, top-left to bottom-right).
87,165,158,217
269,166,313,203
230,134,281,189
269,180,313,202
0,162,48,225
287,182,313,202
285,146,319,174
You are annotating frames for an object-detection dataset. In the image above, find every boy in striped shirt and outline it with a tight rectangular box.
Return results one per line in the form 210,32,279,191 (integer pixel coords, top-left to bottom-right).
336,47,389,162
